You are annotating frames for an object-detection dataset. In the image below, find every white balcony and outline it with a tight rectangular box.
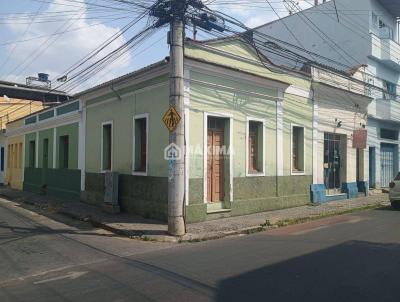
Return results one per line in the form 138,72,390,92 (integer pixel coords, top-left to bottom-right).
370,33,400,72
369,98,400,122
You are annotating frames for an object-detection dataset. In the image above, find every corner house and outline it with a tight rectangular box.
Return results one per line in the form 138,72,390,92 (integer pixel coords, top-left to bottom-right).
78,37,314,223
6,100,83,199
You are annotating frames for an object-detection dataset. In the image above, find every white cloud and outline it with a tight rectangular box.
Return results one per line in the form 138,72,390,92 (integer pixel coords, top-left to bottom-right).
3,0,132,92
213,1,313,29
1,0,314,92
245,16,269,29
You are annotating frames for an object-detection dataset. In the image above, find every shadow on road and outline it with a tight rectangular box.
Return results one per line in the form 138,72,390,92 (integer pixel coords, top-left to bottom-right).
216,240,400,302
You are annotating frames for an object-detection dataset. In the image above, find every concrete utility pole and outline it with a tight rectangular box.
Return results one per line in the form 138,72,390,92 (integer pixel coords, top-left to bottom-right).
168,1,186,236
151,0,224,236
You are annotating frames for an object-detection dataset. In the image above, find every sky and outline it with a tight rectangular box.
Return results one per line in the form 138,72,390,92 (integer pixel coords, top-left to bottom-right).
0,0,312,93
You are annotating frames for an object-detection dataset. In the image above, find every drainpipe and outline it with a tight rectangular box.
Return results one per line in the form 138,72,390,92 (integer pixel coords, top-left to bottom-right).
311,78,317,186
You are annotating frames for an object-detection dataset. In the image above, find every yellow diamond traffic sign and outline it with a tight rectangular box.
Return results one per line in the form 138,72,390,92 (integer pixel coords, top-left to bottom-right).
163,106,182,132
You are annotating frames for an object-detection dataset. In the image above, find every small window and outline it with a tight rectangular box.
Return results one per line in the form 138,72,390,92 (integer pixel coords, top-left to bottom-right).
102,123,112,171
380,129,398,140
247,120,264,174
29,140,36,168
59,136,69,169
383,80,397,99
208,117,225,130
292,126,305,173
134,116,148,173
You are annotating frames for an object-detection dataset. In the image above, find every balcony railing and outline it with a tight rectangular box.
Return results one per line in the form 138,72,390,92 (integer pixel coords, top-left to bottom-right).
370,33,400,71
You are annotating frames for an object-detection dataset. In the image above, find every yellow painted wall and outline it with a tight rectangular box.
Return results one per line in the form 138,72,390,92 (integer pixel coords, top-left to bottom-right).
5,135,24,190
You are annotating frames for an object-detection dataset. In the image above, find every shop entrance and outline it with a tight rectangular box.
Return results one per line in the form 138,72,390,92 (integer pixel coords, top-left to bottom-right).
324,133,343,195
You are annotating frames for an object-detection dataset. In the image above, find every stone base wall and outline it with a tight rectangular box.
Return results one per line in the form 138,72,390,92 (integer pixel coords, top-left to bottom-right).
186,175,312,223
231,176,311,217
81,173,168,221
81,172,105,206
82,173,312,223
119,175,168,221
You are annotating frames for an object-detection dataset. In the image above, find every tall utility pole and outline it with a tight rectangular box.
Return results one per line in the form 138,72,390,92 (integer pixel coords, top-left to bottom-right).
168,0,186,236
151,0,224,236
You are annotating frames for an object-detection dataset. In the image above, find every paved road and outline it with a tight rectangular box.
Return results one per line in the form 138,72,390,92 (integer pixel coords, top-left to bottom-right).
0,199,399,302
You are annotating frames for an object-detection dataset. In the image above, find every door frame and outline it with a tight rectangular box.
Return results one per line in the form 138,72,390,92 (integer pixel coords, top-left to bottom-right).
369,146,376,188
323,132,344,195
203,112,233,204
380,142,397,188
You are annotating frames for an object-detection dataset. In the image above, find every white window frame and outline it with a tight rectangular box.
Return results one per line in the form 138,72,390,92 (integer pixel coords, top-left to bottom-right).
290,124,306,176
132,113,149,176
245,117,266,177
371,12,379,30
101,121,113,173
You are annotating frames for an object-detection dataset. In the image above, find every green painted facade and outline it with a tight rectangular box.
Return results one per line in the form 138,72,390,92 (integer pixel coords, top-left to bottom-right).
81,38,314,223
23,122,81,200
81,73,170,217
184,39,313,223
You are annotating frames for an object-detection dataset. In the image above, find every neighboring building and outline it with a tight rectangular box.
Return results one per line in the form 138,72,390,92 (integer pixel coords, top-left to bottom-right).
255,0,400,189
0,79,69,128
6,100,82,197
1,80,70,187
310,66,372,202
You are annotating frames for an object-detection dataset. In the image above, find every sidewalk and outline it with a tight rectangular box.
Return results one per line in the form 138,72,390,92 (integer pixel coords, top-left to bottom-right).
0,186,389,243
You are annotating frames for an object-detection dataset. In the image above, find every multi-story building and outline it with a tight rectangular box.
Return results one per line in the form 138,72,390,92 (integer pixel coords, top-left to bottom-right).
256,0,400,191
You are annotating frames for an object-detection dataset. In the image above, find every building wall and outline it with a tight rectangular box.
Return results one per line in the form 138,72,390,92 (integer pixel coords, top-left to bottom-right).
187,70,312,222
185,40,313,222
82,74,170,220
23,123,80,199
312,84,370,201
256,0,400,192
256,0,371,70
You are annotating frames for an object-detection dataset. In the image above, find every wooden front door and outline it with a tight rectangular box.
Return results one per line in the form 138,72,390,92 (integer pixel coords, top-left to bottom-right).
207,120,225,202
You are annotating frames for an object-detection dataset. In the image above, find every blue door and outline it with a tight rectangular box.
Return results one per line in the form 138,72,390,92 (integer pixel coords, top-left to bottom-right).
381,144,396,187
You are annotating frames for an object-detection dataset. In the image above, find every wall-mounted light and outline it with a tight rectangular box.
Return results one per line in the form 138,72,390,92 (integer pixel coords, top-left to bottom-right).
335,118,342,128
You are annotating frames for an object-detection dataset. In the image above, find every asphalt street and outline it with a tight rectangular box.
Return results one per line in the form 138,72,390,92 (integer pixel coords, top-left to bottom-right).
0,198,399,302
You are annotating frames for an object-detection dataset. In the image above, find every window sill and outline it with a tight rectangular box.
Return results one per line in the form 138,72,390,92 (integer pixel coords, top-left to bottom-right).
246,171,265,177
132,171,148,176
291,171,305,176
